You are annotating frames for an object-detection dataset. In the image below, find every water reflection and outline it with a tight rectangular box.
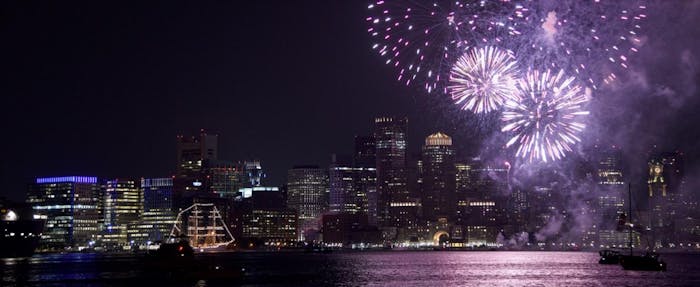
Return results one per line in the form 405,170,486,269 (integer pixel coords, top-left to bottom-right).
2,251,699,286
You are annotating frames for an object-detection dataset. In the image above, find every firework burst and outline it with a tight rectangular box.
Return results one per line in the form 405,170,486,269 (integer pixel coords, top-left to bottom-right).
501,69,589,163
366,0,523,93
512,0,648,89
448,46,519,114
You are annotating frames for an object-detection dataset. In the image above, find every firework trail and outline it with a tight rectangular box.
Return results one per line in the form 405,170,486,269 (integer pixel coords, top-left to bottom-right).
501,69,590,163
366,0,522,93
448,46,519,113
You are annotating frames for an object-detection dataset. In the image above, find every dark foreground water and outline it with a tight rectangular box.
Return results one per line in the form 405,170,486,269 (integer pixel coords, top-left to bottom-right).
2,251,700,287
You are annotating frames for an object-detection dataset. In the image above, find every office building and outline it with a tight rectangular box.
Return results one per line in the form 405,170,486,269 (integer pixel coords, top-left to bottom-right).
329,156,376,217
27,176,100,249
374,117,419,233
100,179,141,246
174,131,218,207
420,132,456,221
128,178,176,244
286,166,328,241
354,135,376,168
208,160,247,198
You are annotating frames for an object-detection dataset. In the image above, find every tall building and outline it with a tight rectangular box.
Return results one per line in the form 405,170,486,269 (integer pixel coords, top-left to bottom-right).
239,187,297,243
461,160,509,246
354,135,376,168
128,178,176,244
647,151,684,247
374,117,418,233
594,146,627,247
208,160,247,198
329,156,377,220
174,131,218,207
27,176,100,249
420,132,456,221
245,160,265,187
101,179,141,246
455,162,472,226
286,166,329,241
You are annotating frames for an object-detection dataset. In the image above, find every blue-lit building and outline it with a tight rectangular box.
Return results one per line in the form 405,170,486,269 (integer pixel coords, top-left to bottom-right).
27,176,100,250
128,178,176,244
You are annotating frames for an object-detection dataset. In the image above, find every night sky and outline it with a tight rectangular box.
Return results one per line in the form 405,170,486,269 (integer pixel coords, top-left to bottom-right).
2,1,699,201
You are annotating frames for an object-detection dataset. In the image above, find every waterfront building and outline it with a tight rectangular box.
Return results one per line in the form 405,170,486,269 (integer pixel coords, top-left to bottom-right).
594,146,627,247
286,166,328,241
100,179,141,246
128,178,176,244
647,151,685,247
27,176,100,250
374,117,419,235
420,132,456,221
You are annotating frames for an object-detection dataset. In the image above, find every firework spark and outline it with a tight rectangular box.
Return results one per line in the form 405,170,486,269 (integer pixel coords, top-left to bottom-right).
448,46,519,113
366,0,522,93
512,0,648,89
501,69,590,163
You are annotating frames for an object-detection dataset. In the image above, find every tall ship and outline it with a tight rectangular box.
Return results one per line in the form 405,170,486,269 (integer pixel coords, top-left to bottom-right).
0,199,45,258
169,203,234,250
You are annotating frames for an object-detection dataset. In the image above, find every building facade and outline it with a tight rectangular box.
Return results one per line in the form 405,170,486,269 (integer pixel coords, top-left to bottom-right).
128,178,176,244
329,162,376,217
420,132,456,222
174,131,218,208
286,166,328,241
374,117,419,236
27,176,100,250
100,179,141,246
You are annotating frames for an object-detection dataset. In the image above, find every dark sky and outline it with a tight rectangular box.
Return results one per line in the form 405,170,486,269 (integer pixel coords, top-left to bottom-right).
1,1,699,201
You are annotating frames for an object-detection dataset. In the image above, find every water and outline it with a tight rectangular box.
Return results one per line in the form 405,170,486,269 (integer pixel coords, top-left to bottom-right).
2,251,699,286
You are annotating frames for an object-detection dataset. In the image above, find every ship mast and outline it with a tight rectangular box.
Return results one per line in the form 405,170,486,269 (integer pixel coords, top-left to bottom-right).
628,183,633,256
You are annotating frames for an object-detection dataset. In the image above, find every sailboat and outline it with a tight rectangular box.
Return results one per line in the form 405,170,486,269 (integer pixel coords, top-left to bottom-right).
169,203,235,250
617,183,667,271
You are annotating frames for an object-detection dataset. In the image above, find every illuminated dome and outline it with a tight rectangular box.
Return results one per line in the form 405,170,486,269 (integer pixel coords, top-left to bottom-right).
425,132,452,146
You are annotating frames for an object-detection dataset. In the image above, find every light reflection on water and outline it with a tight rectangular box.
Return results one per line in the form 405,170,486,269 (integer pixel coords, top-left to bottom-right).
2,251,699,286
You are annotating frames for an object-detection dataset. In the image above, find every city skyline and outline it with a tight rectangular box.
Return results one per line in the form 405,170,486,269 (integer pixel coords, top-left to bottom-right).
17,119,696,250
3,1,700,285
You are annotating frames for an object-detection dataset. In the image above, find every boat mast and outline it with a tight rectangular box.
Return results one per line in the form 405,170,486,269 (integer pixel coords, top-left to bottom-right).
628,183,633,256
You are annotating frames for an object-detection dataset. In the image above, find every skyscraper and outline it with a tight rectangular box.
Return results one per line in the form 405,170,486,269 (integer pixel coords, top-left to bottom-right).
374,117,418,232
245,160,265,187
128,178,176,244
455,162,471,226
594,146,627,247
461,159,508,246
208,160,247,198
329,156,377,219
286,166,329,241
101,179,141,246
27,176,100,249
421,132,456,221
647,150,684,246
174,131,218,207
354,135,376,168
